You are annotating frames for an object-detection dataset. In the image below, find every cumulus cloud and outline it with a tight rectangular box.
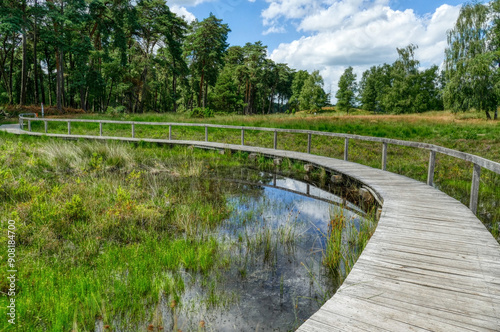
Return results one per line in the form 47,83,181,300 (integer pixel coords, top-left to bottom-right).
266,1,461,95
170,5,197,23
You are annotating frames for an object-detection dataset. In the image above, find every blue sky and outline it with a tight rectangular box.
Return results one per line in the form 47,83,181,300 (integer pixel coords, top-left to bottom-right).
169,0,470,91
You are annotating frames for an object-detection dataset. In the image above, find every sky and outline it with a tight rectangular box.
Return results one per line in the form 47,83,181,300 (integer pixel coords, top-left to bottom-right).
168,0,470,94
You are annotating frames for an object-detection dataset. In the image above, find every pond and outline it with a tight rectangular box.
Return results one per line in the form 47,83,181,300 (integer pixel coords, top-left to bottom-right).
98,166,378,332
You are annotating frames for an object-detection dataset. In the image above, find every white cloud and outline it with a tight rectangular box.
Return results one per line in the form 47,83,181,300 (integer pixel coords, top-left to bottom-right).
262,0,321,26
167,0,212,7
266,1,461,97
263,25,287,35
170,5,197,23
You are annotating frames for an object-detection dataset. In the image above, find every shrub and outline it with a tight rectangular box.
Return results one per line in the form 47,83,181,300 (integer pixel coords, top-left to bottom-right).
64,194,89,222
189,107,214,118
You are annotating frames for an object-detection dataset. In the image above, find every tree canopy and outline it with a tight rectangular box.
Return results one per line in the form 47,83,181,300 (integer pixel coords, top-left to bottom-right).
0,1,326,115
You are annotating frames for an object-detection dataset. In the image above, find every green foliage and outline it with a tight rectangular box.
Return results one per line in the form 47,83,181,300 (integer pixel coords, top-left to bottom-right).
336,66,357,114
293,70,328,112
185,14,230,109
444,2,499,119
64,194,89,222
190,107,214,118
357,45,443,114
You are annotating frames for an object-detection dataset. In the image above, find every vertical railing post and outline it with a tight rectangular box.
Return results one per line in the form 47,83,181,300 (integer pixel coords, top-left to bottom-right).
28,120,32,132
382,142,388,170
169,125,172,140
205,126,208,142
344,138,349,161
307,133,312,154
274,131,278,149
99,122,103,136
132,123,135,138
427,151,436,186
241,128,245,145
67,121,71,135
470,164,481,215
44,120,48,133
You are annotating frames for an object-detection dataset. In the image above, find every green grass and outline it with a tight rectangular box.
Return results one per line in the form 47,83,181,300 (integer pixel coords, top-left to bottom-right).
19,110,498,242
0,134,254,331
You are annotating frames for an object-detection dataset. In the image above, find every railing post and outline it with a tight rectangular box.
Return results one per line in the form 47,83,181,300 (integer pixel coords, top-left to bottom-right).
28,120,31,132
205,126,208,142
470,164,481,215
99,122,103,136
241,129,245,145
44,120,48,133
67,121,71,135
382,142,388,170
274,131,278,149
344,138,349,161
132,123,135,138
307,133,312,154
169,125,172,140
427,151,436,186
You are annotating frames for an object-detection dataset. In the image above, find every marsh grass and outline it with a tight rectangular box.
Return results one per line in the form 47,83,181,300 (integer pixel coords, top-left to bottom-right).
0,135,254,331
322,206,378,278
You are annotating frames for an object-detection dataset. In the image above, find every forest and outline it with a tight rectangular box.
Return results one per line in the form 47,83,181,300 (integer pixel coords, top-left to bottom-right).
1,0,499,118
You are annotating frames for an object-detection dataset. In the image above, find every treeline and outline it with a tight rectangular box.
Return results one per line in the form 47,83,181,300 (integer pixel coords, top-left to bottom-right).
337,0,500,120
0,0,327,114
336,44,444,115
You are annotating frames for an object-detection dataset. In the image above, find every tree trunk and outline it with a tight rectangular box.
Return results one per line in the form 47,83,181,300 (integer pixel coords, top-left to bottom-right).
0,41,13,104
9,41,14,104
33,0,39,105
268,87,275,114
104,79,114,112
140,66,148,113
199,66,205,108
44,48,53,105
56,49,63,111
495,108,498,120
20,0,28,105
485,110,492,120
80,88,86,111
39,62,46,105
172,73,177,112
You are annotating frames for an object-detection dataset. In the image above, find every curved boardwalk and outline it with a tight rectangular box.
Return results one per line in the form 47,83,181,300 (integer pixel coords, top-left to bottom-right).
2,124,500,331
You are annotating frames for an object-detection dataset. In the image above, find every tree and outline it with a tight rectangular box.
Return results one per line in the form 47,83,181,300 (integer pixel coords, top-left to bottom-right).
444,2,497,119
381,44,421,114
185,13,230,109
242,42,267,114
336,66,357,114
288,70,309,112
0,0,23,104
298,70,327,112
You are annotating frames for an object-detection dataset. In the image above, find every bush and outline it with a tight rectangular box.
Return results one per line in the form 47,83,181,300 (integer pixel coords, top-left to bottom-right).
189,107,214,118
64,194,89,222
106,105,126,116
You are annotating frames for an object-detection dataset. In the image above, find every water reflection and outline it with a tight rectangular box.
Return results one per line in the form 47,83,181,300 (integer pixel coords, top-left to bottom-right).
147,168,372,332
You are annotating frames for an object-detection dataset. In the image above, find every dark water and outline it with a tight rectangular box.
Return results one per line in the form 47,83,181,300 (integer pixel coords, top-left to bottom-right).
102,168,374,332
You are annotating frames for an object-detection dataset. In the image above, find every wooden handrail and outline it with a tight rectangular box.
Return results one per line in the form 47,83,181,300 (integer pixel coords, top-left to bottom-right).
19,115,500,214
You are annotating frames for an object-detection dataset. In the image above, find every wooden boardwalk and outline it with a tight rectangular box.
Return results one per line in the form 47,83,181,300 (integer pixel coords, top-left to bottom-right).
2,125,500,331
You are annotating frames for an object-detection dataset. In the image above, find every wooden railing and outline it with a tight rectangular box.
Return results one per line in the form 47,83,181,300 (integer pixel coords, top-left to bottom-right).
19,116,500,215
